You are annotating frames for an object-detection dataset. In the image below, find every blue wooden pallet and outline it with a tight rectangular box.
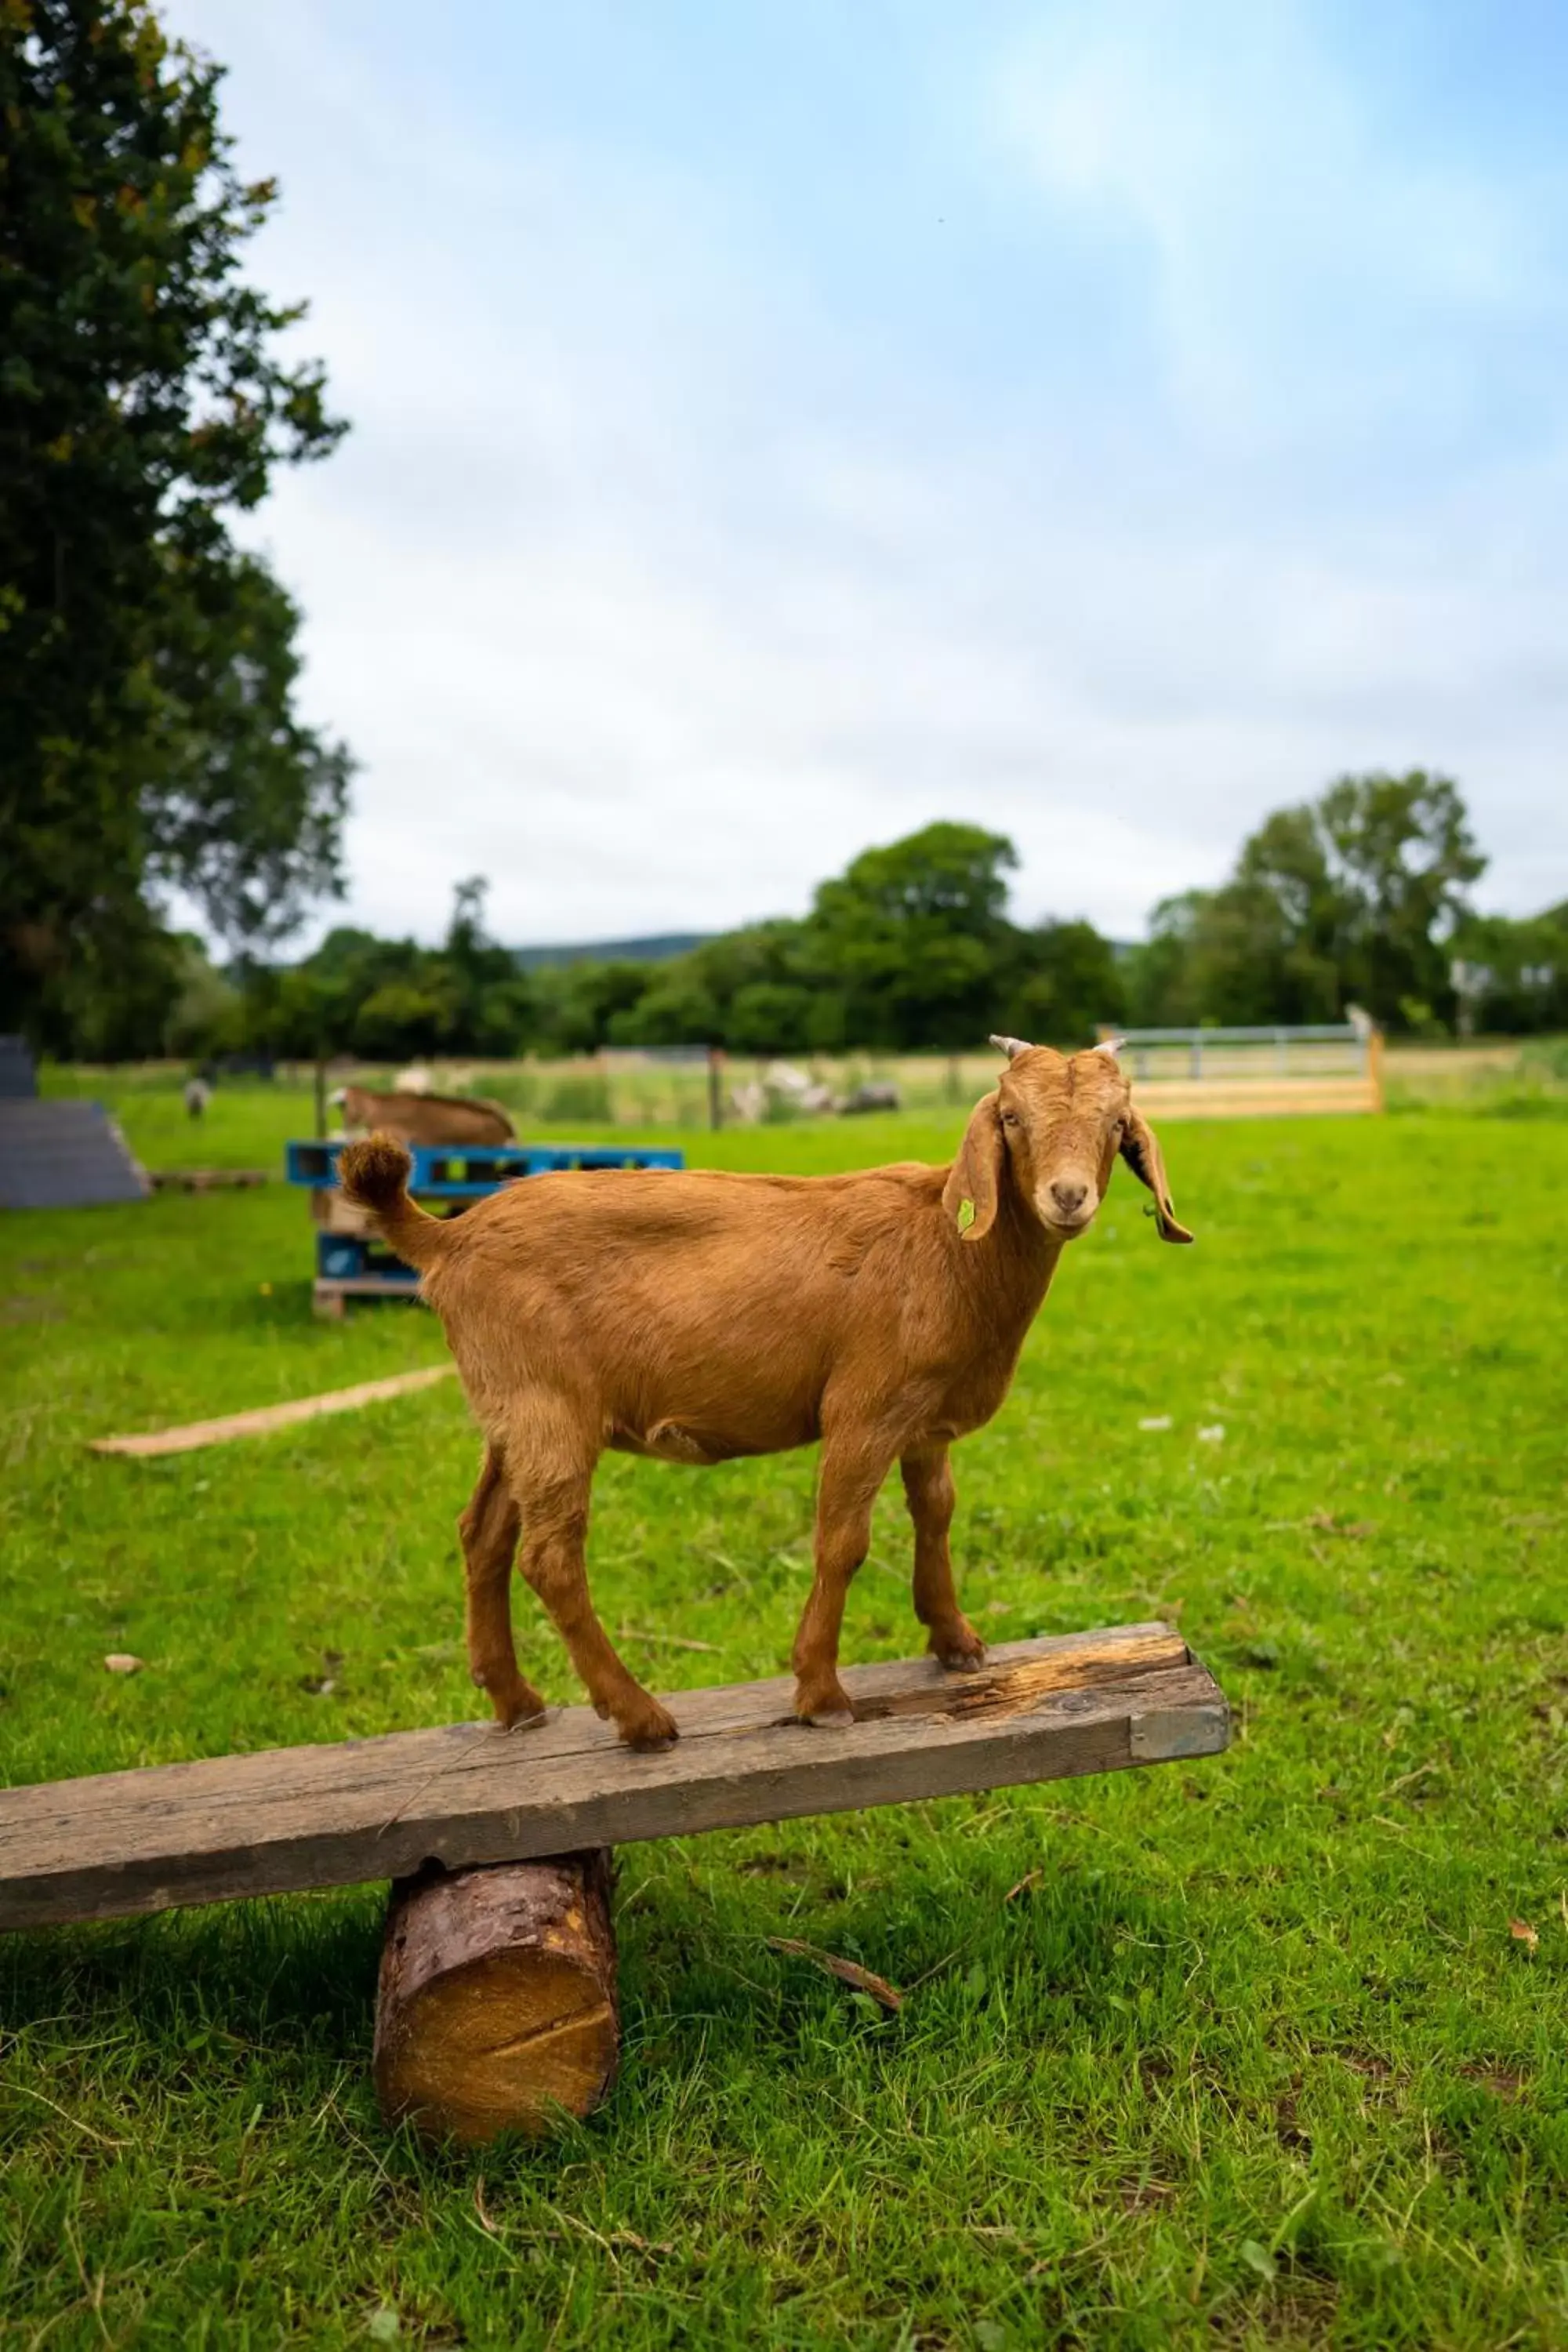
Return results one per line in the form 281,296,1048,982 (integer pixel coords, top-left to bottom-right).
286,1137,684,1196
315,1231,421,1288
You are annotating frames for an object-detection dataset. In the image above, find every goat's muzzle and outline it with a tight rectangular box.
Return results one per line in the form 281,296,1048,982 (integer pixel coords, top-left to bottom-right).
1034,1174,1100,1239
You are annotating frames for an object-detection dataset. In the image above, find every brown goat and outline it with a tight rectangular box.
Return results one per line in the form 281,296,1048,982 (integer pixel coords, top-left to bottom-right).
338,1036,1192,1748
331,1085,515,1148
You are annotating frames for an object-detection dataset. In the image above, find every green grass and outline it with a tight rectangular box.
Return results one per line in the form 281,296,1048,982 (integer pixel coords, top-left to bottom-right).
2,1085,1566,2347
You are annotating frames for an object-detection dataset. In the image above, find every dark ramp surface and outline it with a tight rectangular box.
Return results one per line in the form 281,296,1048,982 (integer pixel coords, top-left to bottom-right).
0,1098,149,1210
0,1034,37,1098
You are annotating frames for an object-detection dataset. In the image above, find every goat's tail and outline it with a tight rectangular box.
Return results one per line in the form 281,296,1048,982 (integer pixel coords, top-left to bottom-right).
337,1134,453,1271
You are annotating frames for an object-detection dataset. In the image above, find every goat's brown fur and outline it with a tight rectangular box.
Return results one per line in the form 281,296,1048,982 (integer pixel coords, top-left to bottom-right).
333,1086,515,1148
339,1040,1192,1748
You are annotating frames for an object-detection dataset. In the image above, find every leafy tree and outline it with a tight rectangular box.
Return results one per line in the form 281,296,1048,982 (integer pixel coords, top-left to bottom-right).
725,980,816,1054
608,970,723,1049
1123,892,1206,1028
803,822,1020,1047
680,921,820,1052
1450,903,1568,1036
553,826,1127,1054
1127,773,1486,1031
353,978,457,1062
441,878,532,1053
1,0,351,1048
531,959,657,1054
1011,919,1126,1047
1312,771,1485,1026
161,934,241,1057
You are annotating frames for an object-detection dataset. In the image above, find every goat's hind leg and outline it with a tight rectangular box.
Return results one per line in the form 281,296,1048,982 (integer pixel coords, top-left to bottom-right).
459,1443,546,1729
506,1405,677,1750
901,1446,985,1671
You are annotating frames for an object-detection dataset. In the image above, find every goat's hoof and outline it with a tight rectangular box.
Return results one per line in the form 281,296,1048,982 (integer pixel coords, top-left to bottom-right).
794,1679,855,1728
617,1697,679,1749
492,1682,548,1730
930,1621,986,1671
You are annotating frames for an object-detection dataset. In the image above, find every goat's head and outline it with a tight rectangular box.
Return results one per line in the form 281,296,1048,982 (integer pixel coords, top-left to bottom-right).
942,1035,1193,1247
327,1086,348,1109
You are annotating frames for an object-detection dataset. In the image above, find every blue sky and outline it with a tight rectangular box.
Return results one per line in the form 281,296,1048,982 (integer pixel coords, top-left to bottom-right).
169,0,1568,944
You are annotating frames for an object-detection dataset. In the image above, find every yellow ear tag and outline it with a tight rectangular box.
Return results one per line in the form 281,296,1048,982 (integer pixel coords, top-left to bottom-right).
957,1198,976,1232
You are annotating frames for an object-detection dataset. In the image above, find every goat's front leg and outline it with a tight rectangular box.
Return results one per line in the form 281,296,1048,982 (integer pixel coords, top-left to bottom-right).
459,1443,546,1729
901,1445,985,1671
792,1440,891,1726
506,1417,677,1750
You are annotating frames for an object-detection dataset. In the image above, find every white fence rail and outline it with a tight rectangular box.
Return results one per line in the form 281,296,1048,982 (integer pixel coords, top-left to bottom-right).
1100,1025,1384,1119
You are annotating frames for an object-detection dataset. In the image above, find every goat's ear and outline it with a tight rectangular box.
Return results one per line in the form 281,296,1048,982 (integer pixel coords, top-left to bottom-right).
1120,1106,1194,1244
943,1093,1006,1240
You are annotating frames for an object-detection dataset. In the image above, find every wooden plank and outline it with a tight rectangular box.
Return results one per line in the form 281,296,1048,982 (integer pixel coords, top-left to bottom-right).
148,1169,268,1192
313,1275,421,1300
0,1624,1227,1930
89,1365,456,1458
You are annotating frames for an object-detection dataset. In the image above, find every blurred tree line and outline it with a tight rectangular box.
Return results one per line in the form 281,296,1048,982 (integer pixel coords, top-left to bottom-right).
96,784,1566,1067
162,832,1125,1063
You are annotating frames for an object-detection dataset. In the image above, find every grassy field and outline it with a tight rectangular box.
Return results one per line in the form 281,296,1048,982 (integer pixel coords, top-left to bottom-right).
2,1082,1566,2347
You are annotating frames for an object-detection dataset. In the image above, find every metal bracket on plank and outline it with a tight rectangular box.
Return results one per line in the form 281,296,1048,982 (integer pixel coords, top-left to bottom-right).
1128,1703,1229,1762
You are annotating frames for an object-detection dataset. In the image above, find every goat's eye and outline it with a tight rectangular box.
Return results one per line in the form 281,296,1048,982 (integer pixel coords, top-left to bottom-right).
1001,1110,1022,1131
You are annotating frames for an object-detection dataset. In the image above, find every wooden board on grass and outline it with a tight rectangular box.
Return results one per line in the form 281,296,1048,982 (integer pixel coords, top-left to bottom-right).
148,1169,268,1192
89,1364,456,1458
0,1623,1228,1931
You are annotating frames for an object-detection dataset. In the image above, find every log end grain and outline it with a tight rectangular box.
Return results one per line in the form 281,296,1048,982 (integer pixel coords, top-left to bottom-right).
374,1852,618,2144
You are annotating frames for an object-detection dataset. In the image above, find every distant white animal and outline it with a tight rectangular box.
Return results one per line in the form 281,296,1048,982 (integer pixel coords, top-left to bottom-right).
183,1078,212,1120
764,1063,837,1114
838,1083,901,1115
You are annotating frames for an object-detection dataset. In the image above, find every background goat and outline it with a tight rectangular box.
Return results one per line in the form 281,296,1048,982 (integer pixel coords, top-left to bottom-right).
339,1036,1192,1748
330,1084,515,1148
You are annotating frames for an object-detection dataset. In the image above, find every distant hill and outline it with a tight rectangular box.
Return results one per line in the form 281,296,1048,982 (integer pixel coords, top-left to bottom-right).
511,931,713,972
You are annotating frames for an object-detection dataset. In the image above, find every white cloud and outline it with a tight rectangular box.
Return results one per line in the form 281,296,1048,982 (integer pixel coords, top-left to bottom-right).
166,0,1568,949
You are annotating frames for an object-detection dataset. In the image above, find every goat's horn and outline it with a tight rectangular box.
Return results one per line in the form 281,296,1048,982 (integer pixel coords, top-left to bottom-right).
989,1033,1033,1062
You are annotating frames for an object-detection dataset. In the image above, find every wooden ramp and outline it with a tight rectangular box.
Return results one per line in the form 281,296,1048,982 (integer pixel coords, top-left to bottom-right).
0,1624,1225,1935
0,1098,149,1208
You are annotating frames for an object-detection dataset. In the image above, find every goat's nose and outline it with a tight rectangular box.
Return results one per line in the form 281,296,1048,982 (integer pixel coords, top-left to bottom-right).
1050,1178,1089,1217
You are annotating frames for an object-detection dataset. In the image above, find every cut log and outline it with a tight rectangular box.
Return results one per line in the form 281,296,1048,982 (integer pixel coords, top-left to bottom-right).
374,1851,618,2143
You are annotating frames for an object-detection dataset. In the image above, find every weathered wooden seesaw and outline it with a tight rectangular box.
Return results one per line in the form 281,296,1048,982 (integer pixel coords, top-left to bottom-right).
0,1623,1228,2143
